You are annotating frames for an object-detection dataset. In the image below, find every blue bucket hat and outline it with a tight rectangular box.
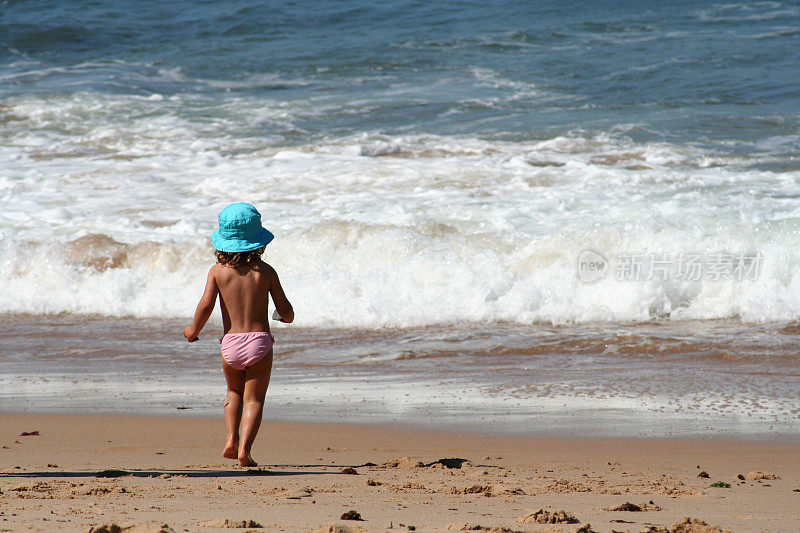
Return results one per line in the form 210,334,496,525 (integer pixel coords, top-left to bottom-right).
211,203,274,253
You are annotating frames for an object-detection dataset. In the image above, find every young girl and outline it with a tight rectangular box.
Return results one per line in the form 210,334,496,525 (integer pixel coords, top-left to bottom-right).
183,202,294,467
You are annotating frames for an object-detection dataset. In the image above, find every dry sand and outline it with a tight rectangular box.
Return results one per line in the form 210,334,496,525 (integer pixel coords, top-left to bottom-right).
1,413,798,532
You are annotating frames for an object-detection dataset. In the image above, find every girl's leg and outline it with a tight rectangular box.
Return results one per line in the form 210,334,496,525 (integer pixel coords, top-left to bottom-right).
221,358,245,459
238,351,273,466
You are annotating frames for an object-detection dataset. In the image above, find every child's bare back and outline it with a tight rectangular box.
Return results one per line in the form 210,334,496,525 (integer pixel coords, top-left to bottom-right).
215,259,272,333
191,259,294,338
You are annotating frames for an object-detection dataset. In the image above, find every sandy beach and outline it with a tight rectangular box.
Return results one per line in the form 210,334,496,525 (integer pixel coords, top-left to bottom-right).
1,413,798,533
4,2,800,531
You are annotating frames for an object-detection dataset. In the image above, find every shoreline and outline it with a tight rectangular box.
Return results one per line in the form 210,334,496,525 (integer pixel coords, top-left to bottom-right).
2,413,799,532
3,313,800,442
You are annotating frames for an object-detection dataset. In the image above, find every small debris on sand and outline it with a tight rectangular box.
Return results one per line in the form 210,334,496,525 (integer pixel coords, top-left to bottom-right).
11,482,52,493
340,510,363,521
285,487,313,499
515,509,579,524
430,458,469,469
610,501,661,512
243,468,273,476
378,457,424,469
86,523,175,533
451,484,525,496
446,524,525,532
86,525,122,533
745,471,780,480
544,479,592,493
19,431,40,437
197,518,262,528
450,484,483,494
366,478,382,486
85,487,113,496
131,524,175,533
737,474,745,480
311,525,369,533
340,467,358,475
697,471,709,478
610,502,642,512
641,516,732,533
95,469,131,478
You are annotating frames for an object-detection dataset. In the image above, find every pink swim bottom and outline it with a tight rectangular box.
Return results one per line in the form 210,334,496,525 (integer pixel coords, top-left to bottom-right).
220,332,275,370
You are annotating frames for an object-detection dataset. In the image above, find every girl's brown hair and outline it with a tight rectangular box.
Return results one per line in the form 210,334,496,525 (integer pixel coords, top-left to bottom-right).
214,247,265,268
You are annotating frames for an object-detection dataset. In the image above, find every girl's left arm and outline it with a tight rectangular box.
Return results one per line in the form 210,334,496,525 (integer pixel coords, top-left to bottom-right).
183,266,220,342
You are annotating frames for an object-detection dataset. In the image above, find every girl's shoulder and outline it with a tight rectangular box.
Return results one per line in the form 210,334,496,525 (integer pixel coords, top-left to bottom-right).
210,262,250,278
253,258,276,273
209,262,227,275
212,259,276,280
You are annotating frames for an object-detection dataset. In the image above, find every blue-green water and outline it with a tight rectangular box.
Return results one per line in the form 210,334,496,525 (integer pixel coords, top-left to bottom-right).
3,0,799,156
2,2,800,437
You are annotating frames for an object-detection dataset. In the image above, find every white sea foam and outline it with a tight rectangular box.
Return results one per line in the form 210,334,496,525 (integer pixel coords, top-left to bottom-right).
2,93,800,326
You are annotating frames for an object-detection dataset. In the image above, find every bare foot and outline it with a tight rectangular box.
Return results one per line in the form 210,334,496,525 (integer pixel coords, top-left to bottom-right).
238,452,257,467
222,441,238,459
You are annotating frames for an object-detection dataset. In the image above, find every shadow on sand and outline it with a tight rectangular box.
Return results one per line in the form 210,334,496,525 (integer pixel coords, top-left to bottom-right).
0,464,373,479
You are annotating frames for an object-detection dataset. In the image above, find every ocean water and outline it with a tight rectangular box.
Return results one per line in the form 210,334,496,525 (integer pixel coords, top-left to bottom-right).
1,1,800,436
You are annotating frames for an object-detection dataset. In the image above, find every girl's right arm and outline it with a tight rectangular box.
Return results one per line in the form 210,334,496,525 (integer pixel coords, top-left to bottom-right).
183,266,220,341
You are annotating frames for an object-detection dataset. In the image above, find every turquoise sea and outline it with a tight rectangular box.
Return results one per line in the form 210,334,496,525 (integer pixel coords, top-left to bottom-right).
1,1,799,437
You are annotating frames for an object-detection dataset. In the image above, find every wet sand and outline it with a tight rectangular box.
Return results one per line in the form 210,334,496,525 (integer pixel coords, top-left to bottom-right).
3,314,800,439
1,413,798,532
